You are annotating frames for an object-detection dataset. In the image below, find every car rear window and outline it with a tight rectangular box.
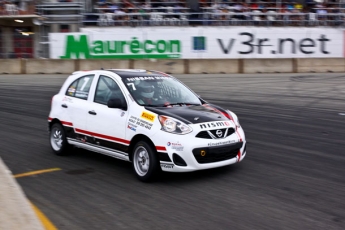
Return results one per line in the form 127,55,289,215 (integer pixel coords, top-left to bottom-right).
66,75,94,100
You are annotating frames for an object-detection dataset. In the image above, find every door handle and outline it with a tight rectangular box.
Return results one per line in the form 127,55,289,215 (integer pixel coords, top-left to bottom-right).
61,104,68,108
88,110,97,115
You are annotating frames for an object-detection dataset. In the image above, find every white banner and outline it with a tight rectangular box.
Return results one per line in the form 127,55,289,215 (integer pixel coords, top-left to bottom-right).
49,27,344,59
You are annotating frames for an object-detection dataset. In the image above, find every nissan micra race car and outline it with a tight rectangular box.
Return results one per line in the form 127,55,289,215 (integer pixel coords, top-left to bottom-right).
48,69,246,181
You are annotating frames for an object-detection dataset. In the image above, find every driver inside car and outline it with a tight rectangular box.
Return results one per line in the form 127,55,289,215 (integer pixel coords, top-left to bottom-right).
134,80,167,105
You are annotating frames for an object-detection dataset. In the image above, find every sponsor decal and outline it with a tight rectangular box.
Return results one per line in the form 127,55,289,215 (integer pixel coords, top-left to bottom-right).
193,36,206,51
217,33,331,56
167,142,184,151
68,87,76,93
199,121,231,129
75,91,88,99
141,111,155,122
161,164,174,169
126,76,170,81
60,35,181,59
127,124,136,132
208,140,236,147
128,115,153,130
62,97,73,103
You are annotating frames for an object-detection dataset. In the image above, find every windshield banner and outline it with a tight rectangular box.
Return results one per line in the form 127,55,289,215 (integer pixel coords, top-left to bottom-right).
49,27,344,59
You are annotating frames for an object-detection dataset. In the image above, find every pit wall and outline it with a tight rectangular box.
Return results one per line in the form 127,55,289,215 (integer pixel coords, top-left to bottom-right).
0,58,344,74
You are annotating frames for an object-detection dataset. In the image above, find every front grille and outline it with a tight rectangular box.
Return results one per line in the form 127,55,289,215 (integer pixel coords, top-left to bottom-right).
195,128,235,139
196,131,212,139
193,142,243,164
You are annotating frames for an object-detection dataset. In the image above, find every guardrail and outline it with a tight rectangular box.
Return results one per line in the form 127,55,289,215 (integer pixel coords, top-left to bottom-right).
1,58,344,74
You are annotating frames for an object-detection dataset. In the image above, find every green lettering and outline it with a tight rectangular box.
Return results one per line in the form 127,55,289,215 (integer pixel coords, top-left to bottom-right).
107,41,117,54
121,41,126,53
92,41,104,54
130,38,140,54
156,40,166,53
144,40,154,53
60,35,182,59
60,35,91,59
169,40,181,53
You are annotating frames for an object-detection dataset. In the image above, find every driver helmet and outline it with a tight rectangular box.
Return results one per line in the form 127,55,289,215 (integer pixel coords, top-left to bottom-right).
137,81,154,99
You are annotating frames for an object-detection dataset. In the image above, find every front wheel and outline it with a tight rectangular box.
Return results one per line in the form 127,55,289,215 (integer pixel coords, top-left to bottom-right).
49,123,70,156
132,141,160,182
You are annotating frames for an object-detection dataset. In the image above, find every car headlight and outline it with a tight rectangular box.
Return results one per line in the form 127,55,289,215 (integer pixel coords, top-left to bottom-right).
227,110,241,128
158,115,192,135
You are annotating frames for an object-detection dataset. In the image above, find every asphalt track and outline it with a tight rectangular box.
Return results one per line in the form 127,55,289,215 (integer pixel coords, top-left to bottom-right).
0,73,345,230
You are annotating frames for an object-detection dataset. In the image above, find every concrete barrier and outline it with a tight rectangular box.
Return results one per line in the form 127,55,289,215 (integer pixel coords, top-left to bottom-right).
26,59,75,74
297,58,345,73
79,59,130,71
188,59,239,74
2,58,345,74
0,158,44,230
133,59,185,74
0,59,22,74
243,59,294,73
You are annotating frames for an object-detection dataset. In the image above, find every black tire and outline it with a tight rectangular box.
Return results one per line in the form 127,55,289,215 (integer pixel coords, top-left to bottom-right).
49,123,70,156
132,141,160,182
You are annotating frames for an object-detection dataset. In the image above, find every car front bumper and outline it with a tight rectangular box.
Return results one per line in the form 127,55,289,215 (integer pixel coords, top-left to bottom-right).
153,127,247,172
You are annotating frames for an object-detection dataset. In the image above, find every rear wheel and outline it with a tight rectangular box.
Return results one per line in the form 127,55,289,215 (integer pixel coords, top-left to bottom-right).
132,141,160,182
49,123,70,156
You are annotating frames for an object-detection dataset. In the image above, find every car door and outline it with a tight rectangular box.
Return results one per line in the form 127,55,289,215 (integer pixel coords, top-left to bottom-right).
64,74,95,137
86,74,130,153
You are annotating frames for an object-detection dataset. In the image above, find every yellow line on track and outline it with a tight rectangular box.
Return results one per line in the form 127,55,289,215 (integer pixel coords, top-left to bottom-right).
14,168,61,178
30,202,58,230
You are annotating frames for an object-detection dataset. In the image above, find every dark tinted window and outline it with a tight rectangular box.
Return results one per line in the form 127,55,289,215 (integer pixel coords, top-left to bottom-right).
94,75,126,105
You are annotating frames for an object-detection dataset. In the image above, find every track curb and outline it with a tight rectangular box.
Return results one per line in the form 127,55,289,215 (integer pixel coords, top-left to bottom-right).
0,158,45,230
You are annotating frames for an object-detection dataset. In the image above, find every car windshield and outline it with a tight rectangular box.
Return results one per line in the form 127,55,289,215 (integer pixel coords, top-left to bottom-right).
123,75,201,107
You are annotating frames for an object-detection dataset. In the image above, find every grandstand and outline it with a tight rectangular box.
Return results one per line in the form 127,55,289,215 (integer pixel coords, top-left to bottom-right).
0,0,344,59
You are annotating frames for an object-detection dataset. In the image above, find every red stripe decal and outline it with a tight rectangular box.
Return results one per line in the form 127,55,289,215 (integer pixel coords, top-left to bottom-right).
61,121,73,126
75,128,130,145
237,150,241,162
203,104,231,119
156,146,167,151
48,117,53,121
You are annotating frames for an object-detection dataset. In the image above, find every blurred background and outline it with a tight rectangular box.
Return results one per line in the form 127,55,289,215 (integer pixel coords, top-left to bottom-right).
0,0,344,59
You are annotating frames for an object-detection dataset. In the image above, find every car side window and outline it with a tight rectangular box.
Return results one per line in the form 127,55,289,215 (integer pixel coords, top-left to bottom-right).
94,75,126,105
66,75,94,100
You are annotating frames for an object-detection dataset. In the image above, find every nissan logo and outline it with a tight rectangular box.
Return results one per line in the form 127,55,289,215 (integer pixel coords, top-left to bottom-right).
216,130,223,137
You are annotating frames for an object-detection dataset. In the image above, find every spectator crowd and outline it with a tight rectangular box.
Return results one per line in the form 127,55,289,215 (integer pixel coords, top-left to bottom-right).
0,0,36,15
89,0,345,26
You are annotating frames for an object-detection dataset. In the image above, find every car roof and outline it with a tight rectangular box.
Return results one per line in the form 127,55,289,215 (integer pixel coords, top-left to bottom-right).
106,69,172,79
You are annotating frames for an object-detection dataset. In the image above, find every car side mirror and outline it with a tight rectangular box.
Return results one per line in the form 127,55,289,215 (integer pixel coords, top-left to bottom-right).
107,98,127,111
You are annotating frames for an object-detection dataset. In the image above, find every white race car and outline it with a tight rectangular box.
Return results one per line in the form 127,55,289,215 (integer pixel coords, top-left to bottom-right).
48,69,246,181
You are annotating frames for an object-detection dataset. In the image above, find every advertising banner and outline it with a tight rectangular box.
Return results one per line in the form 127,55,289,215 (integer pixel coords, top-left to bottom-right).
49,27,344,59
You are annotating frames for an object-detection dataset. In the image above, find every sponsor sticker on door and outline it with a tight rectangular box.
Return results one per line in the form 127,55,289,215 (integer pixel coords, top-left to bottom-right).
141,111,155,122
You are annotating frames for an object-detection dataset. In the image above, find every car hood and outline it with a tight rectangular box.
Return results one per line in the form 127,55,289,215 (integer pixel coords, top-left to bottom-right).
145,104,229,124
